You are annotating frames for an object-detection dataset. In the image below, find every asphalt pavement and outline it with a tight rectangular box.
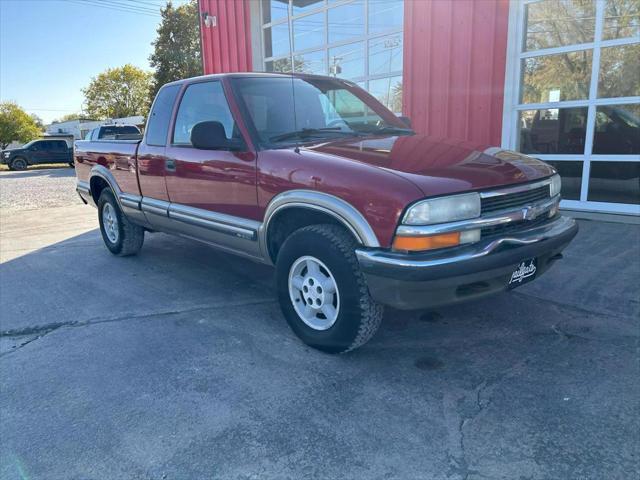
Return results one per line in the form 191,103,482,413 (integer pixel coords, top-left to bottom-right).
0,168,638,480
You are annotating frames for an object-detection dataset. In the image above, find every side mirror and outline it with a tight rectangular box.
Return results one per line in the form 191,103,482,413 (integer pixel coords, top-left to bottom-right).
190,121,243,150
399,116,412,128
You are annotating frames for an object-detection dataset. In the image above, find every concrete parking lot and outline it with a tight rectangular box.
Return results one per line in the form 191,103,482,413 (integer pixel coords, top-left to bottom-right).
1,168,639,480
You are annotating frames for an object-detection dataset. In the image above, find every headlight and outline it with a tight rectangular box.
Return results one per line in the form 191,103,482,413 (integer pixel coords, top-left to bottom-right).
550,174,561,197
3,152,9,158
403,192,481,225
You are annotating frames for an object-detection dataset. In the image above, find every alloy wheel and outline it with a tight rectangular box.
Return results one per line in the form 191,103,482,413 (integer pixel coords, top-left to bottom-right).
288,255,340,330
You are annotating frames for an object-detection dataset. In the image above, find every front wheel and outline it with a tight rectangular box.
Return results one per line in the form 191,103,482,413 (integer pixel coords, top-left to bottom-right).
276,224,384,353
97,189,144,256
10,157,27,171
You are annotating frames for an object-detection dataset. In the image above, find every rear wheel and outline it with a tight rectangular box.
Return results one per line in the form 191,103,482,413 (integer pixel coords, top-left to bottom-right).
10,157,27,171
276,224,384,353
97,189,144,256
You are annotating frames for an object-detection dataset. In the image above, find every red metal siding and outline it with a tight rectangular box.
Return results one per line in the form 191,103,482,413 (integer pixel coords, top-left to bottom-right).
199,0,252,74
403,0,509,146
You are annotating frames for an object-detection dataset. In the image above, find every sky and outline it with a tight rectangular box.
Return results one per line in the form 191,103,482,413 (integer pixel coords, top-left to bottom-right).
0,0,190,124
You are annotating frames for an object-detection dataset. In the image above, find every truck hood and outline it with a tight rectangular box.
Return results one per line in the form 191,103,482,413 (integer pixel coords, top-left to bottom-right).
304,134,555,197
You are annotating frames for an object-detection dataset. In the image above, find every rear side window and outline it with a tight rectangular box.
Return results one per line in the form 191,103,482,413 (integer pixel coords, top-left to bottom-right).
52,141,67,151
117,126,140,135
172,81,238,145
146,84,180,146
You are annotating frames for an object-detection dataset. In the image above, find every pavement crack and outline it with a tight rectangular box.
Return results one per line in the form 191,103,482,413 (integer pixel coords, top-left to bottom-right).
0,299,277,357
0,323,71,357
1,321,76,338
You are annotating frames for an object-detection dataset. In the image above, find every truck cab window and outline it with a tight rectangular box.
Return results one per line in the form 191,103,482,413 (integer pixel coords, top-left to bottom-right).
173,81,238,146
146,84,180,146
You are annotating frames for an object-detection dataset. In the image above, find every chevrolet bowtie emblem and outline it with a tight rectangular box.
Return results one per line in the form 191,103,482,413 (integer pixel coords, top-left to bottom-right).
522,205,538,221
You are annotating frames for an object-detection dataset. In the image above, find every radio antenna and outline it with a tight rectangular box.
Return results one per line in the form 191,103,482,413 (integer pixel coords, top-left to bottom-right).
286,6,300,154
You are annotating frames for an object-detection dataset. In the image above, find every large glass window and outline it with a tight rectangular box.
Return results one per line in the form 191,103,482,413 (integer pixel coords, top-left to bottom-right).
293,11,325,51
524,0,596,50
328,41,365,79
328,0,365,43
506,0,640,214
520,50,592,103
260,0,404,113
597,43,640,98
602,0,640,40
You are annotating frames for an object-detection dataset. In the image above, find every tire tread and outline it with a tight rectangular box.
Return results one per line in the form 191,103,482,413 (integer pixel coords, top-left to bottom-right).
294,224,383,353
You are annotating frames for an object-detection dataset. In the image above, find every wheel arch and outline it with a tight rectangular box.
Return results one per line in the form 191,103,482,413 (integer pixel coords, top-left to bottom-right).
260,190,380,263
89,165,123,206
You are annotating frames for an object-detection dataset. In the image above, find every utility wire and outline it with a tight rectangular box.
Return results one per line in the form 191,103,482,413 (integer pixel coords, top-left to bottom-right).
94,0,162,15
83,0,161,16
63,0,161,17
64,0,158,16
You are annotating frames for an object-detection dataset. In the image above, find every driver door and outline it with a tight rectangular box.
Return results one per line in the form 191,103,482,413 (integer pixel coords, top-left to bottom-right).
164,79,260,257
29,141,48,164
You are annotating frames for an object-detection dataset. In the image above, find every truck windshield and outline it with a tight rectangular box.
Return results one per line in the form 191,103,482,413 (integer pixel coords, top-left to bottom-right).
232,76,412,147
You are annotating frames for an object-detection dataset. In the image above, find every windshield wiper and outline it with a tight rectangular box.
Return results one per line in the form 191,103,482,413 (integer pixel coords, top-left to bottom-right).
359,126,414,136
269,127,358,143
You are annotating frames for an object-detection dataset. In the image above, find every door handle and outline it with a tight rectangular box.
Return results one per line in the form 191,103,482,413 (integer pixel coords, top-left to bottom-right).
166,158,176,172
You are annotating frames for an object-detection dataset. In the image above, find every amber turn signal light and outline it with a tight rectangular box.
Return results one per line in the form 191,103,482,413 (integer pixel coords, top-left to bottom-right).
392,232,461,252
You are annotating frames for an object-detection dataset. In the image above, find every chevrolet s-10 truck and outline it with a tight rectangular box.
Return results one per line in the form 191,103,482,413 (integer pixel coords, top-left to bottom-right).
74,73,578,353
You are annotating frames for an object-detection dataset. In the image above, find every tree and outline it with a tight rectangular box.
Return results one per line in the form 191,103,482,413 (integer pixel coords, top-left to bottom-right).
52,113,94,123
0,102,42,150
149,0,202,102
30,113,45,131
83,64,152,119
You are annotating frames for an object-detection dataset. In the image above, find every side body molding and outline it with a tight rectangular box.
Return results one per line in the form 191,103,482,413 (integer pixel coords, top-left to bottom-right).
259,190,381,262
80,176,379,265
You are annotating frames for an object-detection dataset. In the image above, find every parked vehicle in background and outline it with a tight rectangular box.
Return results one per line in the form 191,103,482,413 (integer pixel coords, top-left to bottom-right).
84,124,142,141
74,73,578,353
2,138,73,170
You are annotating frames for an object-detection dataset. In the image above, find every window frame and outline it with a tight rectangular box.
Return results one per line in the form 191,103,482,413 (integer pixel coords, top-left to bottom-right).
502,0,640,215
145,83,182,147
258,0,404,112
170,78,247,150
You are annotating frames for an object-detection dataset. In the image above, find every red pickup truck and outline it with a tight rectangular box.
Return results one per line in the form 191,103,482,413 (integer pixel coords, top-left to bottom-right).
75,73,578,353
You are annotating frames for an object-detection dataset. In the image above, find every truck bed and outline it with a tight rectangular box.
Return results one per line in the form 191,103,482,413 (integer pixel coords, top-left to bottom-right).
74,139,141,197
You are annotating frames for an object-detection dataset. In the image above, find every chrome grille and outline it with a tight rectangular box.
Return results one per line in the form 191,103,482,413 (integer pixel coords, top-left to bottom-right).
481,215,550,239
481,184,550,214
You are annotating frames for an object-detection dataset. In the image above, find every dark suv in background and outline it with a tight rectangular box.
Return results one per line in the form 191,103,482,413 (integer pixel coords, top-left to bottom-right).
1,138,73,170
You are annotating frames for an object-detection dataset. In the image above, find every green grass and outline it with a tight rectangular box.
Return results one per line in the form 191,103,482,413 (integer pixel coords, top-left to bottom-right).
0,163,72,171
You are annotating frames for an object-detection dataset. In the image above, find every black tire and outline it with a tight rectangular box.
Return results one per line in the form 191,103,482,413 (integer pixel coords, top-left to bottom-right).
276,224,384,353
68,162,75,168
97,189,144,256
10,157,28,171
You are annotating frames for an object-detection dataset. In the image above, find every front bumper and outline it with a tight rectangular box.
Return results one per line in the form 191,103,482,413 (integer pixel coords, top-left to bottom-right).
356,215,578,310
